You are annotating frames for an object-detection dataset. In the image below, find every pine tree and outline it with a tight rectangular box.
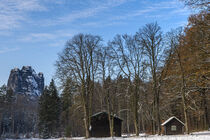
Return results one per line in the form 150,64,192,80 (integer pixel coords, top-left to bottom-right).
48,79,61,136
0,85,7,136
5,88,14,104
0,84,7,109
5,88,15,134
38,79,61,138
60,79,73,137
0,85,7,95
38,86,51,138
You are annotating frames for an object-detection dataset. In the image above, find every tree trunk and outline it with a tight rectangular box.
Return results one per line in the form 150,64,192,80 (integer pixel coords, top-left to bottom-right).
132,77,139,136
108,112,114,137
176,46,189,134
152,101,156,134
83,104,90,138
202,89,209,129
81,82,90,138
156,89,161,135
133,91,139,136
126,101,130,134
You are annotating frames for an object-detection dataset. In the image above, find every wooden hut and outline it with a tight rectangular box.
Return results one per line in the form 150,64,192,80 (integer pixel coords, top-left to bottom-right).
90,112,123,137
161,116,185,135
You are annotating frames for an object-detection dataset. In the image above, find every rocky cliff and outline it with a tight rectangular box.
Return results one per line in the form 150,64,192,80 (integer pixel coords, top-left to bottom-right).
7,66,44,97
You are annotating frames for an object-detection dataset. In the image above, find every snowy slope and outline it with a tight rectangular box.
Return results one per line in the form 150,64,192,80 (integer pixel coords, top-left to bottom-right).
6,131,210,140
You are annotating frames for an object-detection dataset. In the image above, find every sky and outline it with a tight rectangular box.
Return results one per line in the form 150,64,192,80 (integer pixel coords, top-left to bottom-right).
0,0,192,86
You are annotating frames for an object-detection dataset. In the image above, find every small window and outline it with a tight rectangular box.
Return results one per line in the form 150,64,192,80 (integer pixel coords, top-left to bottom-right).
171,125,176,131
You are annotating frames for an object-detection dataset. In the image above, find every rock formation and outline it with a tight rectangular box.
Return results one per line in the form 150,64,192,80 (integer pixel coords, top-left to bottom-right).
7,66,44,97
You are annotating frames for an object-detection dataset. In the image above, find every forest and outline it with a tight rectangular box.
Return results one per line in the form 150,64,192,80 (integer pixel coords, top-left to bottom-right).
0,0,209,139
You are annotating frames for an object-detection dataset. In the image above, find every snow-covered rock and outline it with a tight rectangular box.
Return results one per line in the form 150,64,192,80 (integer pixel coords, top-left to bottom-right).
7,66,44,97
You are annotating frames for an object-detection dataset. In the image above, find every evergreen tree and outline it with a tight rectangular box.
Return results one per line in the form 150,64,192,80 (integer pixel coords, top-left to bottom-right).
61,79,73,112
60,79,74,137
38,79,61,138
0,85,7,136
38,86,51,138
0,85,7,110
5,88,15,135
48,79,61,136
0,85,7,95
5,88,14,104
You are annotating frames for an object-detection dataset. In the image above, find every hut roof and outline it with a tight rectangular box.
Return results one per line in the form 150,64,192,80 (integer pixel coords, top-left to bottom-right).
161,116,185,126
91,111,123,121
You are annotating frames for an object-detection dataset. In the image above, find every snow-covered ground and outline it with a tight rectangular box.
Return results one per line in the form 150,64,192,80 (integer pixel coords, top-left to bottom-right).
6,131,210,140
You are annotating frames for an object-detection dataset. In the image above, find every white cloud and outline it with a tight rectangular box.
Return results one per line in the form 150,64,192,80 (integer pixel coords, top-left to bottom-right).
0,47,20,54
48,40,66,47
17,30,75,49
110,8,156,21
108,0,190,22
170,8,191,15
0,30,12,36
0,0,191,37
150,0,179,9
0,0,47,30
19,30,75,43
43,0,130,26
19,33,55,42
80,20,126,28
48,0,190,29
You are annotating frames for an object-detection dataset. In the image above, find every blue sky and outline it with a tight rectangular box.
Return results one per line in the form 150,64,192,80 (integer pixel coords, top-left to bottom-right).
0,0,192,86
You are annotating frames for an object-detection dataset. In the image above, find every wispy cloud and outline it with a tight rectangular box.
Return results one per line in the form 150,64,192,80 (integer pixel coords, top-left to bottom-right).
80,20,126,28
0,0,189,32
43,0,190,30
43,0,130,26
0,30,12,36
0,47,20,54
150,0,179,9
48,40,67,47
170,8,191,16
110,8,156,21
19,30,76,43
0,0,47,30
19,33,56,42
108,0,190,22
17,31,75,49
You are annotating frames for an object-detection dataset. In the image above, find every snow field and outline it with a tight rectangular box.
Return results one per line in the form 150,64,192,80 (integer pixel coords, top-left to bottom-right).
6,131,210,140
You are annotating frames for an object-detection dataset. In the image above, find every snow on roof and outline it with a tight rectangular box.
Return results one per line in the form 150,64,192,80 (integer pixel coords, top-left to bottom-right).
161,116,185,126
91,111,106,117
91,111,123,121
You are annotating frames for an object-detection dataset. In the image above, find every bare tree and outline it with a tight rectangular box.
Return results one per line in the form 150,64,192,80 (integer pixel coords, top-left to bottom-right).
109,34,144,136
136,22,163,134
98,46,115,111
98,46,117,137
180,0,210,9
55,33,102,138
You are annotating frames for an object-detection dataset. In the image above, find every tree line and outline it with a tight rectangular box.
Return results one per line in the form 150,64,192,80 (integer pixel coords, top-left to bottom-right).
54,9,209,138
0,0,209,138
0,86,38,138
